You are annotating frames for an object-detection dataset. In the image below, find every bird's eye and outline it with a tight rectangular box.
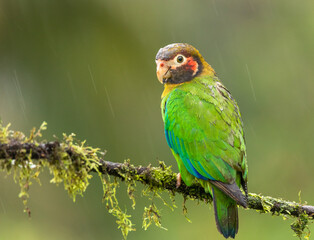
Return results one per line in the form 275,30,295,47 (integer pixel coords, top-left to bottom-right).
176,55,184,63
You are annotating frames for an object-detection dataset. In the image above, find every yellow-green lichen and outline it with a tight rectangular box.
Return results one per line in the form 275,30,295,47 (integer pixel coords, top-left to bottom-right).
291,211,311,240
150,161,176,189
48,132,101,201
101,174,135,239
143,203,167,231
1,122,313,240
0,122,48,216
141,177,177,231
290,192,312,239
182,196,192,223
0,122,103,212
248,192,313,239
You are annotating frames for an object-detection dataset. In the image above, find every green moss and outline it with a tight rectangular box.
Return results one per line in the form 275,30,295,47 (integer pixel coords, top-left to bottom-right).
1,122,313,239
101,175,135,239
291,212,311,239
0,122,48,216
140,163,177,231
143,203,167,230
248,192,313,239
150,161,177,189
126,177,136,210
182,196,192,223
290,192,312,239
48,132,101,201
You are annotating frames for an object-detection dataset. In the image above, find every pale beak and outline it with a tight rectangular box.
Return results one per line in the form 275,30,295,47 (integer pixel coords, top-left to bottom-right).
156,60,172,84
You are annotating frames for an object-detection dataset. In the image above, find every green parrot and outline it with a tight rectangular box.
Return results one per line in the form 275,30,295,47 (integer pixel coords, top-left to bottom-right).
155,43,248,239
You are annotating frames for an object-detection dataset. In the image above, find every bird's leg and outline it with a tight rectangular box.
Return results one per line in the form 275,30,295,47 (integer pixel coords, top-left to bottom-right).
176,173,182,188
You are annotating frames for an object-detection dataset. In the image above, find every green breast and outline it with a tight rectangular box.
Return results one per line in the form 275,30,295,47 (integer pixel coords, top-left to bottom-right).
161,76,248,184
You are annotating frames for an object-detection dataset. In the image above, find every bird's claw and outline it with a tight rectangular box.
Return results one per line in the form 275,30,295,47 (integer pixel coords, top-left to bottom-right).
176,173,181,188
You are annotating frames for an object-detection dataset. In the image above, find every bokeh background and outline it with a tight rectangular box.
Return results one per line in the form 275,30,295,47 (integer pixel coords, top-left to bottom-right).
0,0,313,239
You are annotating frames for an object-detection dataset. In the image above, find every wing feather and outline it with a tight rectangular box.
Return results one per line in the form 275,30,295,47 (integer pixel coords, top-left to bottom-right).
163,76,247,185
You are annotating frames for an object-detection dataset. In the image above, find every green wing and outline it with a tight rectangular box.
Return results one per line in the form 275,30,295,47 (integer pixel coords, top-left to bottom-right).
162,76,247,186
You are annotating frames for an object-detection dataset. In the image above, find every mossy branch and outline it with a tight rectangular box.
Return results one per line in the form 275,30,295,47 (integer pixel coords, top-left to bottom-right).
0,122,313,239
1,139,313,218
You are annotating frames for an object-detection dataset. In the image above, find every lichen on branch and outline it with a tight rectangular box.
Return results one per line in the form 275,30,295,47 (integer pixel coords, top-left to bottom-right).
0,122,313,239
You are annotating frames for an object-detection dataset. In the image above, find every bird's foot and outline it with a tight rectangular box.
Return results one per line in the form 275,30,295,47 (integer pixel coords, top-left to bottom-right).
176,173,181,188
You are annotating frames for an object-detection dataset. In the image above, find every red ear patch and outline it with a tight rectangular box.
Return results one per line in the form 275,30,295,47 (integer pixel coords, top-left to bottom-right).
186,57,198,75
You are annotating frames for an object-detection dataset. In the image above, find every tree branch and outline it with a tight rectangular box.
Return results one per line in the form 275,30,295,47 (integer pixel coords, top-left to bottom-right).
1,140,313,219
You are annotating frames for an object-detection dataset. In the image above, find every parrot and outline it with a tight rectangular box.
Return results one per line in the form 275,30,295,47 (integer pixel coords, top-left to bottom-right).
155,43,248,239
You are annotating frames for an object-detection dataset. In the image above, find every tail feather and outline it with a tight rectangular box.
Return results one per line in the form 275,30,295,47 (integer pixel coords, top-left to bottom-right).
210,180,247,208
212,185,238,239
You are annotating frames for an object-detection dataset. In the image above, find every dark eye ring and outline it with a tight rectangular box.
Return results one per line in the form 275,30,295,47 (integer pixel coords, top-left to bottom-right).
176,55,184,63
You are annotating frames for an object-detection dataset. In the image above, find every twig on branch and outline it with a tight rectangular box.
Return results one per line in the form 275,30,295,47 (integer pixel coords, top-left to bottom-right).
1,141,313,219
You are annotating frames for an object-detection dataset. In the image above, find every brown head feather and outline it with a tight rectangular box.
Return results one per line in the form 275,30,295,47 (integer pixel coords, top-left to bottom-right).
156,43,215,85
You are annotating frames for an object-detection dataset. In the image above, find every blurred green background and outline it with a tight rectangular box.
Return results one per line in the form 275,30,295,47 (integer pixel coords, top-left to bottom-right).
0,0,313,239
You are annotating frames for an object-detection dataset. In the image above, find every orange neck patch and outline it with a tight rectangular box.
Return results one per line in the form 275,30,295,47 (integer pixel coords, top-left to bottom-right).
160,58,216,99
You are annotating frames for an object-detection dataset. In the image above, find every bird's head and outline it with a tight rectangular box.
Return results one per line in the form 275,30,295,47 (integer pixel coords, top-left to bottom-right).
155,43,215,84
